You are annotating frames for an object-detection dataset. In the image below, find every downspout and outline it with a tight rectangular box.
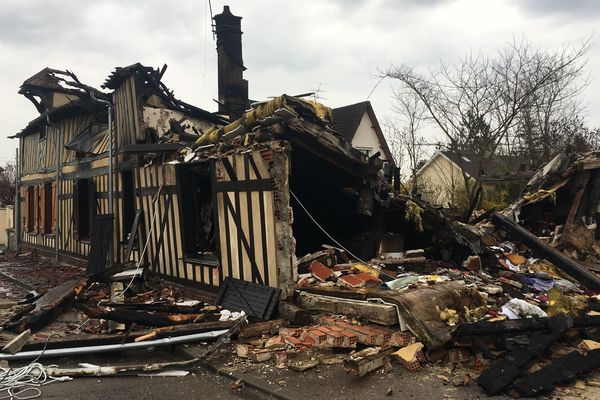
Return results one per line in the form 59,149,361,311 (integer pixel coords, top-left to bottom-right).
90,92,114,269
46,114,61,264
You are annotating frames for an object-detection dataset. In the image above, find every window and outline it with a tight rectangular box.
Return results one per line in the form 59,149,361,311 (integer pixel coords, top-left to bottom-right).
356,147,372,157
74,178,95,240
42,182,55,234
23,183,55,234
177,164,216,261
25,186,35,232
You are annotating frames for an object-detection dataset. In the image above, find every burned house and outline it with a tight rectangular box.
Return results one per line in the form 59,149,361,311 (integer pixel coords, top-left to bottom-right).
12,7,451,299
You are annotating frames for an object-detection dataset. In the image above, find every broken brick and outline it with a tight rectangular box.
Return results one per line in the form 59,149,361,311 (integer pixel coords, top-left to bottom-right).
248,349,273,362
354,272,383,287
310,261,334,282
265,335,286,349
393,342,425,372
236,343,254,358
337,274,365,288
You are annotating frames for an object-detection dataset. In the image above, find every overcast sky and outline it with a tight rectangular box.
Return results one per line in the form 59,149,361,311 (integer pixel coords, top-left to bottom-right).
1,0,599,164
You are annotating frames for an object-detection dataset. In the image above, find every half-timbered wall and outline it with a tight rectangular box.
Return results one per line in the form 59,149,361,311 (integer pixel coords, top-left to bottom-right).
20,114,95,175
214,151,278,287
113,75,141,148
20,170,135,264
133,164,222,288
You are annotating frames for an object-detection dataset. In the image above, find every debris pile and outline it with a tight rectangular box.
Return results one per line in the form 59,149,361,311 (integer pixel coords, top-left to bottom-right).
3,151,600,399
218,151,600,398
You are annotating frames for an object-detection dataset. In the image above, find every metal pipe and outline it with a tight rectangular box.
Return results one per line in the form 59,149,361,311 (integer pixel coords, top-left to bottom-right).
0,329,229,360
46,114,61,264
90,92,114,268
14,148,19,253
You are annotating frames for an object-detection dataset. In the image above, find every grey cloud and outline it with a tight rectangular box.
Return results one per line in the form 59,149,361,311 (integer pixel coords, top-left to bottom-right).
516,0,600,19
0,0,599,164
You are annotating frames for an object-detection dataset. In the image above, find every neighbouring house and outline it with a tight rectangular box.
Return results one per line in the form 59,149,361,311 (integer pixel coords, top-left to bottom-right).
0,206,14,247
12,6,444,297
416,150,532,209
332,101,395,168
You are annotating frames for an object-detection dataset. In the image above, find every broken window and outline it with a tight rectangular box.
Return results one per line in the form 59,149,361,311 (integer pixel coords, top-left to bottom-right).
74,178,96,241
177,163,216,261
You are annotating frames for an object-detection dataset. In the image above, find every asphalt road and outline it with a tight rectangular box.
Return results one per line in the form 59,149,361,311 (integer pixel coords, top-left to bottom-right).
12,343,600,400
24,344,513,400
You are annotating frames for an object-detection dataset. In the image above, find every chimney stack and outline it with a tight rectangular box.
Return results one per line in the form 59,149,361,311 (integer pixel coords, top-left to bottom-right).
213,6,248,121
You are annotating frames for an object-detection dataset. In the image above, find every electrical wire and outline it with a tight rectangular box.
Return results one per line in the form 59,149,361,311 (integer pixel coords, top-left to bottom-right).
0,334,70,400
121,185,163,296
289,189,367,263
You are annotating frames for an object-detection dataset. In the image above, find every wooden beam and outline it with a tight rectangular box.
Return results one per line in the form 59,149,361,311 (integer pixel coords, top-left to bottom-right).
238,319,286,339
477,315,569,395
456,315,600,337
296,292,398,326
123,143,184,153
492,213,600,291
514,349,600,397
563,170,590,235
6,278,88,333
80,304,220,327
277,302,313,325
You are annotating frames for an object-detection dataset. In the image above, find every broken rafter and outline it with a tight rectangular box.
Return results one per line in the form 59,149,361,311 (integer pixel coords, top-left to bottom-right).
492,213,600,291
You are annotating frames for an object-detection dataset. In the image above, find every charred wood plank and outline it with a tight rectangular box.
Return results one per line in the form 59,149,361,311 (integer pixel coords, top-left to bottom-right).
103,303,206,314
80,304,219,327
563,170,590,235
514,349,600,397
456,315,600,337
477,314,569,395
238,319,286,339
6,278,87,333
492,213,600,291
277,302,312,325
21,320,236,351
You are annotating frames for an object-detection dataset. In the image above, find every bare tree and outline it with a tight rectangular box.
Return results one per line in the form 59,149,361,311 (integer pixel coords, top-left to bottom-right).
384,38,591,220
386,92,427,195
0,162,16,206
512,47,590,166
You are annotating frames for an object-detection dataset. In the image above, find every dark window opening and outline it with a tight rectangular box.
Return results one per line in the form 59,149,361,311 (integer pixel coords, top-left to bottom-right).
43,182,53,234
121,170,136,242
75,178,95,240
177,163,216,261
26,186,35,232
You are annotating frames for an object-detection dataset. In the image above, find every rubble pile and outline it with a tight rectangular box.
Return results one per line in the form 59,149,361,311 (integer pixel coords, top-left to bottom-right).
220,152,600,398
1,152,600,398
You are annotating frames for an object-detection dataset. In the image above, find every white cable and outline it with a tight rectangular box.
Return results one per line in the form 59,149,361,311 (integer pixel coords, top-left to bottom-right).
289,189,367,263
0,334,70,399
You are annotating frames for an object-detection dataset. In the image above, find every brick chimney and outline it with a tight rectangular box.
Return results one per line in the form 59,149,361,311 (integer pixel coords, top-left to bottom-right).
213,6,249,121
